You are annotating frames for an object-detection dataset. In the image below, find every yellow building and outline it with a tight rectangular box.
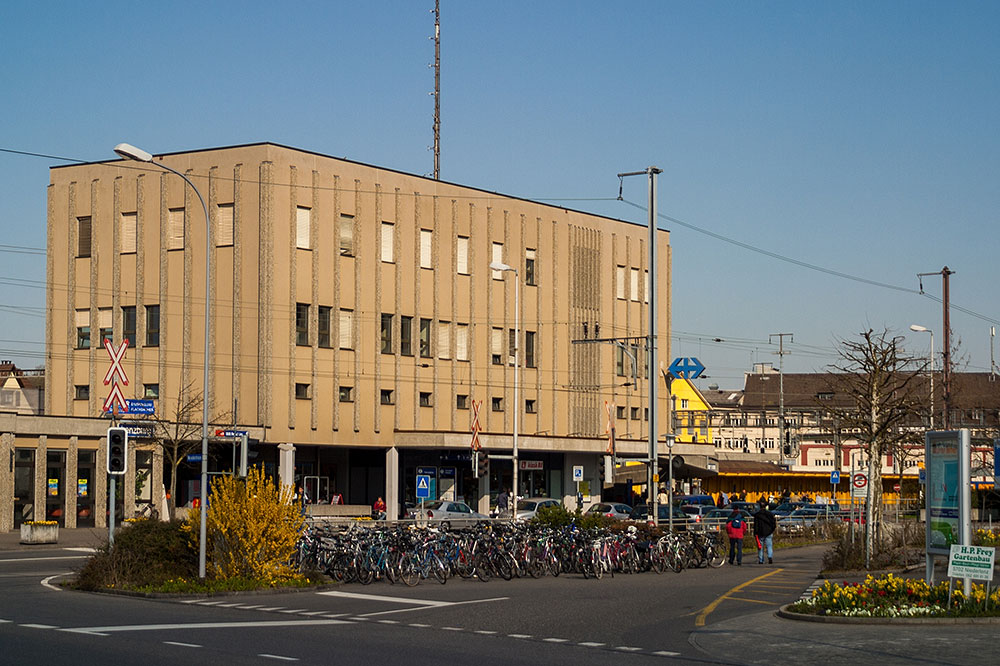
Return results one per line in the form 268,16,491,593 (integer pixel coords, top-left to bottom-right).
670,377,714,445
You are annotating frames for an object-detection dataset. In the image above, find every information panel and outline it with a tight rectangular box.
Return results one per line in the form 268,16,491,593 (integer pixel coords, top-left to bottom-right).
925,430,971,556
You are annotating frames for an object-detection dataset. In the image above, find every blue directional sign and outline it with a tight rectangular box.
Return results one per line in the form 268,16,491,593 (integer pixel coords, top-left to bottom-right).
830,470,841,485
186,453,203,463
668,357,706,380
125,399,155,415
215,429,248,438
415,474,431,500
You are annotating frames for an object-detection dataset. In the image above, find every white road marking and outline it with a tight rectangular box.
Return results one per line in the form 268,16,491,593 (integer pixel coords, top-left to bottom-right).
579,642,605,648
278,609,309,614
63,548,98,553
61,619,352,634
41,573,69,591
197,601,225,606
215,603,241,608
259,654,299,662
475,630,497,635
508,634,532,639
0,555,88,563
0,619,12,624
543,638,568,643
21,623,57,629
359,597,509,617
408,623,431,628
164,641,202,648
317,591,453,606
377,620,400,625
652,651,681,657
298,611,326,616
236,604,266,609
258,607,285,612
616,646,643,652
321,614,347,619
441,627,463,631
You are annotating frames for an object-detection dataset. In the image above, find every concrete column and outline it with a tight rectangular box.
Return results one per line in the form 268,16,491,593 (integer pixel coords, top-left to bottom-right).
478,468,491,516
65,437,78,528
124,442,137,518
278,442,296,492
385,447,399,521
96,440,107,528
33,435,47,522
152,447,166,520
0,433,13,532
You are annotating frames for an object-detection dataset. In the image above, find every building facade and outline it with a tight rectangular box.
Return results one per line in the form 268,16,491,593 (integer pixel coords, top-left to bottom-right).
23,142,671,526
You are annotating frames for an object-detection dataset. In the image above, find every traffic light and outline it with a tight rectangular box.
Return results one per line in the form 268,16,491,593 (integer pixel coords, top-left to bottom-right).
477,451,490,477
107,427,128,475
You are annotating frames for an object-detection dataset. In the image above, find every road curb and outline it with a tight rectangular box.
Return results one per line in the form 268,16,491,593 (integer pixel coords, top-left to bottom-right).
777,604,1000,624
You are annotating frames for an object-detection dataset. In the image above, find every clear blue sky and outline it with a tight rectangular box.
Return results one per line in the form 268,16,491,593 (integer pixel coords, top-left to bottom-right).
2,1,998,387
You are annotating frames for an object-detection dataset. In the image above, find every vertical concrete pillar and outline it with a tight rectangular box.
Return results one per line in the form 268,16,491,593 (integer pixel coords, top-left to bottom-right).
385,447,399,521
124,443,137,518
478,468,491,516
66,437,78,528
0,433,13,532
278,443,296,492
152,447,166,520
33,435,47,522
96,439,107,529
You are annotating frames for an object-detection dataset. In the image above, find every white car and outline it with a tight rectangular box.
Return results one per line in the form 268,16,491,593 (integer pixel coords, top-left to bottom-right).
514,497,562,521
422,500,488,528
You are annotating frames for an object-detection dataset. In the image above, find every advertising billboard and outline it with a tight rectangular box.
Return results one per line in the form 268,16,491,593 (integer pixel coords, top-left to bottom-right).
925,430,971,557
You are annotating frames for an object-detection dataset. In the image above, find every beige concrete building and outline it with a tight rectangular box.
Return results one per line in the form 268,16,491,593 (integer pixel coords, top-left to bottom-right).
27,142,671,524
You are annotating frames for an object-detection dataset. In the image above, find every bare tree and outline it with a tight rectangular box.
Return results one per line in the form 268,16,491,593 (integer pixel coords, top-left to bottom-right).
826,328,925,559
147,380,231,518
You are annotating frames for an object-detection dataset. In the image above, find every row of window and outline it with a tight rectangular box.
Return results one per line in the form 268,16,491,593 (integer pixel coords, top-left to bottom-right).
77,207,236,258
75,305,159,349
295,384,538,414
615,266,650,303
75,383,158,400
613,405,650,422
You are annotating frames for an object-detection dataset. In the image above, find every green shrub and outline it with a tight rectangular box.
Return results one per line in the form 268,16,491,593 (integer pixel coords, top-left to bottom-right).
531,504,574,527
73,519,197,591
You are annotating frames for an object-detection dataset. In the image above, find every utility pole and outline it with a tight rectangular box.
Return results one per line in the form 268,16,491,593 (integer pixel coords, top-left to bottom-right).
770,333,793,460
918,267,953,428
432,0,441,180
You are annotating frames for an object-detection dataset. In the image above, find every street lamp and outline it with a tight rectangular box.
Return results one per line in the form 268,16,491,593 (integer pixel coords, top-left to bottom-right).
114,143,212,579
909,324,934,429
490,260,519,516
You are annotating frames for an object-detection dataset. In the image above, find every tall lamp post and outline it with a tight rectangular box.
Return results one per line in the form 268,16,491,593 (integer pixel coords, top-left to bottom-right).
909,324,934,429
490,261,520,514
114,143,212,579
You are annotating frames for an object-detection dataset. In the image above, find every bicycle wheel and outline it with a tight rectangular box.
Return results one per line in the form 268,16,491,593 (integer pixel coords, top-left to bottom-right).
474,552,492,582
454,549,475,579
398,555,420,587
431,555,448,584
707,544,726,568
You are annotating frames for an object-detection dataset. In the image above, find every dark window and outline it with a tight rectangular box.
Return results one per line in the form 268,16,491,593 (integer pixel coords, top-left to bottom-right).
145,305,160,347
419,391,432,407
525,399,537,414
381,313,394,354
400,316,413,356
77,326,90,350
77,217,92,258
419,318,432,358
318,306,332,348
525,330,536,368
74,385,89,400
339,386,354,402
525,249,536,286
456,394,469,410
492,396,503,412
380,389,395,405
122,306,136,346
143,384,159,399
295,383,310,399
508,328,517,366
296,303,310,346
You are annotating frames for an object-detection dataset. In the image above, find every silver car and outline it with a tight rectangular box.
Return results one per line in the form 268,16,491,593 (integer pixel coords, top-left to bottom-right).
585,502,633,520
515,497,562,521
422,500,488,528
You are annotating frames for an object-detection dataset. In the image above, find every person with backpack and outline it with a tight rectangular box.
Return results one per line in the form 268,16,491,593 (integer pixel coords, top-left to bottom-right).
754,498,777,564
725,508,747,566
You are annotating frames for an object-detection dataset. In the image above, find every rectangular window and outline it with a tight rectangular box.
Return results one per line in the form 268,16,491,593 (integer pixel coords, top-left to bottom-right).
644,270,650,304
508,328,517,366
339,309,354,350
143,383,159,399
615,346,626,377
525,399,537,414
492,396,504,412
75,309,90,349
491,242,504,279
456,394,469,410
168,208,184,250
438,321,451,359
525,248,536,286
217,203,234,246
525,330,536,368
380,389,395,405
381,313,394,354
339,386,354,402
400,316,413,356
456,323,469,361
318,306,332,348
616,405,626,420
145,305,160,346
98,308,112,348
616,266,626,300
419,318,432,358
456,236,470,275
295,383,310,399
74,385,89,400
77,216,92,257
296,206,311,250
120,212,137,254
381,222,394,262
419,391,432,407
491,327,503,365
295,303,310,346
339,214,355,256
630,268,640,302
631,407,640,420
420,229,433,269
122,306,136,346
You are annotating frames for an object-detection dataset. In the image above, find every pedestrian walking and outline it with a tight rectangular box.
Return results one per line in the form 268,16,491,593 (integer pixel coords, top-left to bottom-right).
725,508,746,565
497,487,509,514
754,499,777,564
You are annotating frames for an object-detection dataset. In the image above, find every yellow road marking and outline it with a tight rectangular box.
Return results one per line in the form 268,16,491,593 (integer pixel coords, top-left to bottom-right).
694,568,784,627
726,596,782,605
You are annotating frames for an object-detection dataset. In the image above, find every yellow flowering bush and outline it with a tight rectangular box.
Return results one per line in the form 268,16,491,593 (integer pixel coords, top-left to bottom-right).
792,573,1000,617
184,468,304,585
24,520,58,526
975,528,1000,547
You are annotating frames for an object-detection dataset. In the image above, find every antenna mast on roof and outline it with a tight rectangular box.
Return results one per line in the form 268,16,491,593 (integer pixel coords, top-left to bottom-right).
432,0,441,180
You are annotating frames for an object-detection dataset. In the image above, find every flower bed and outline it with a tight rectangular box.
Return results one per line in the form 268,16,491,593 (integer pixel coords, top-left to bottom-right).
20,521,59,544
789,573,1000,618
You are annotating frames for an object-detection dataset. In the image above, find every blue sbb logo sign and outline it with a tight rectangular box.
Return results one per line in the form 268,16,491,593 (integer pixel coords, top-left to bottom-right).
669,357,705,380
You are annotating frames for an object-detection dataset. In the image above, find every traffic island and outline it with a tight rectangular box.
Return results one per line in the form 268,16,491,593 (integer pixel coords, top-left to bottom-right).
20,521,59,544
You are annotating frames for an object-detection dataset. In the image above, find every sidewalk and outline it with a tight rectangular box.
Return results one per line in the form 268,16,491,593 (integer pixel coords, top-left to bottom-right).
0,527,108,552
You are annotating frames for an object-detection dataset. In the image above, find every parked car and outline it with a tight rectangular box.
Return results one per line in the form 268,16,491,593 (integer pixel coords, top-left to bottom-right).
771,501,807,518
674,494,716,507
680,504,717,525
702,508,753,529
515,497,562,521
804,502,840,514
729,501,761,516
777,508,834,534
585,502,633,520
423,500,489,528
628,504,691,530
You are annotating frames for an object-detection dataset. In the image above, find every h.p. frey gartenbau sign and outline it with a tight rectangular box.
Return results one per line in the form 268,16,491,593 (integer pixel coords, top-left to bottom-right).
947,545,996,581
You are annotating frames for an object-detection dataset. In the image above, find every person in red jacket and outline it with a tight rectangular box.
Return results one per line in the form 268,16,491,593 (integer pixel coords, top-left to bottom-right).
725,508,747,566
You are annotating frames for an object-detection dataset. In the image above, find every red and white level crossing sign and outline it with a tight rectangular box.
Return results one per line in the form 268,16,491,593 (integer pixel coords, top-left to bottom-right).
102,338,130,415
469,399,482,451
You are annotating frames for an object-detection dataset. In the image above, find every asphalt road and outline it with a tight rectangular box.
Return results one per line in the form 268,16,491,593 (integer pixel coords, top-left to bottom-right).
0,540,835,666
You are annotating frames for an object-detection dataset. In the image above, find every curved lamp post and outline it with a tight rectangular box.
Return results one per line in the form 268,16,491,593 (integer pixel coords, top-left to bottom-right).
114,143,211,579
909,324,934,429
490,260,519,517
